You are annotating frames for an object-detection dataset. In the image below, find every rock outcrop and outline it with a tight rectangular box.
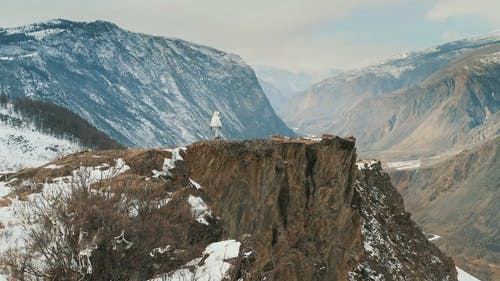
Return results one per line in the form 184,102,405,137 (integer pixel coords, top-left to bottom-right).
184,137,362,280
0,137,458,280
352,160,457,280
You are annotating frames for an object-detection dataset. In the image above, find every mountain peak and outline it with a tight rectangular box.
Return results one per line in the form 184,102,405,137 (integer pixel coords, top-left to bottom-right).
0,19,293,147
0,19,123,41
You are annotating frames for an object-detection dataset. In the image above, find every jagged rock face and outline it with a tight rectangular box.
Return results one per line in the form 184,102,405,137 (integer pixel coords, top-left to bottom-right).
184,137,362,280
0,19,293,147
352,161,457,280
0,137,458,280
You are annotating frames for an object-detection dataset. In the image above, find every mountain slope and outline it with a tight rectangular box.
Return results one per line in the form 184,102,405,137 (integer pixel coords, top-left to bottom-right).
334,45,500,157
253,65,339,116
0,136,457,280
256,78,289,115
0,19,293,147
0,109,80,172
390,136,500,281
0,97,122,172
284,33,500,154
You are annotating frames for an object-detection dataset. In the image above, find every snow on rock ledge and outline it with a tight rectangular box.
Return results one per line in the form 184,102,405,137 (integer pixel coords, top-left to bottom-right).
150,240,241,281
188,195,213,225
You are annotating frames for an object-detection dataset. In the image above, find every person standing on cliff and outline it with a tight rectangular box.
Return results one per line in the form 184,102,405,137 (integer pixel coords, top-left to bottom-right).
210,111,222,140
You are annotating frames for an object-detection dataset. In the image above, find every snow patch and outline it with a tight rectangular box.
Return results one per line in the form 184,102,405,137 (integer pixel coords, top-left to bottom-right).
152,147,186,178
189,179,203,190
188,195,212,225
27,28,65,40
385,160,421,170
428,233,442,242
479,51,500,65
150,240,241,281
356,160,379,170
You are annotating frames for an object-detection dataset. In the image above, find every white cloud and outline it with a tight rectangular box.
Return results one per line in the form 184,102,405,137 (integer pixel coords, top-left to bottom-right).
426,0,500,26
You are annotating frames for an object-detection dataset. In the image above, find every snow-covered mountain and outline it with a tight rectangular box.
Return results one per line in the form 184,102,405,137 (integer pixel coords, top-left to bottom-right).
0,19,293,148
283,32,500,152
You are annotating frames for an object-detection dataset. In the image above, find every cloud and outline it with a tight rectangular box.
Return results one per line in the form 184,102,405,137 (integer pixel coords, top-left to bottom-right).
0,0,406,71
426,0,500,26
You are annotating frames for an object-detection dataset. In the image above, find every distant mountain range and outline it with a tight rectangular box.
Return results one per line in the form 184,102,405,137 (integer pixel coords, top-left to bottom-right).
284,33,500,158
0,19,293,148
253,65,340,115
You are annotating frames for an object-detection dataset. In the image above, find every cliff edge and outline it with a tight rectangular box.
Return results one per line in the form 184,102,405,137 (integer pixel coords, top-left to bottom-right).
0,136,457,280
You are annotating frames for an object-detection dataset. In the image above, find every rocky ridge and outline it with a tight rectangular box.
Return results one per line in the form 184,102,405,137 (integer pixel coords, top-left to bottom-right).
0,137,457,280
283,33,500,158
352,160,457,280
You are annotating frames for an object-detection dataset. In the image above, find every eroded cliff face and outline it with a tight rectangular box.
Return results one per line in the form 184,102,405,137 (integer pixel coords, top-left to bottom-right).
184,137,362,280
0,137,458,281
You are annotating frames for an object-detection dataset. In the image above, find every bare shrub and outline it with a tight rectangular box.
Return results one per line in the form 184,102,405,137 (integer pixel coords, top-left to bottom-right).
3,166,210,280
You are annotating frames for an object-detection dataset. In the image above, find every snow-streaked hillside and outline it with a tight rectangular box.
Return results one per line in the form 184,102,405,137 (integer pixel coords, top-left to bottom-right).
283,31,500,141
0,19,293,147
0,104,81,172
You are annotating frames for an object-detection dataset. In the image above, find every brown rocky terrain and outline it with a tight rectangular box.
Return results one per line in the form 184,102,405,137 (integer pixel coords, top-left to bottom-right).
352,160,457,280
390,136,499,281
0,136,458,280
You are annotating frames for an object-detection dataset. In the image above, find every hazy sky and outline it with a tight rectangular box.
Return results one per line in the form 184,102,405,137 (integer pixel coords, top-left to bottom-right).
1,0,499,72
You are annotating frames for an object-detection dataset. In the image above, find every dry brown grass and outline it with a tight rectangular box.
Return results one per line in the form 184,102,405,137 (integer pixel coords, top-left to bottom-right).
0,197,10,207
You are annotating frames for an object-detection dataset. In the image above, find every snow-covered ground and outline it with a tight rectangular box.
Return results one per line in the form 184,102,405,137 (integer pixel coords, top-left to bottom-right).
0,158,130,279
149,240,240,281
0,104,82,172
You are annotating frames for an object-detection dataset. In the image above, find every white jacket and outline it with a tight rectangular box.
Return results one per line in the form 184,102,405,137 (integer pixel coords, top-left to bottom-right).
210,111,222,128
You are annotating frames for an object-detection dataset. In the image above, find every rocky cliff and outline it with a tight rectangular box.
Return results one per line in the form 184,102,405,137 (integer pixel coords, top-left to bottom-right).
0,19,293,147
184,137,362,280
353,160,457,280
0,137,457,280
